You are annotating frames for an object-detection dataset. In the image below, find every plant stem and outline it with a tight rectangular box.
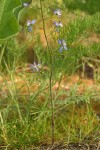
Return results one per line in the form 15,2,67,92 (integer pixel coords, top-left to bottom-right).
40,0,49,48
40,0,54,145
0,42,7,66
49,56,54,145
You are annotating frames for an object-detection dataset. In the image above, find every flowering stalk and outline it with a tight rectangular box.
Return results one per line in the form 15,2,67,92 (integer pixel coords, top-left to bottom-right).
40,0,54,145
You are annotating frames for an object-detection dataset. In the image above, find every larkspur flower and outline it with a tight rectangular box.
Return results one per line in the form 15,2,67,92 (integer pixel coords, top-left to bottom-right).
26,20,31,26
53,21,63,27
54,9,62,16
23,3,29,7
23,0,32,7
29,62,41,72
26,19,36,32
58,39,68,53
27,26,33,32
31,20,36,25
26,20,36,26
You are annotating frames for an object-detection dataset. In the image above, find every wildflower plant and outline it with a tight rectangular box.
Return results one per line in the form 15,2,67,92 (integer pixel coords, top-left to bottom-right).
21,0,68,145
25,1,69,146
22,0,68,146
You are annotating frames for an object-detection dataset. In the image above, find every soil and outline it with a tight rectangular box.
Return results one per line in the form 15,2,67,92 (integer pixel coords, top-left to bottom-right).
39,142,100,150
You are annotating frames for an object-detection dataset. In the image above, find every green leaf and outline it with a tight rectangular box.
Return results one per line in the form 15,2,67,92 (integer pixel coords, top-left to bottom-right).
0,0,21,40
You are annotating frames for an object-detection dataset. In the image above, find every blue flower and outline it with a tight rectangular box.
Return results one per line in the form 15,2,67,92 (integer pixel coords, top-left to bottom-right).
58,39,68,53
26,19,36,32
23,0,32,7
29,62,41,72
27,26,33,32
31,20,36,25
23,3,29,7
54,9,62,16
26,20,36,26
26,20,31,26
53,21,63,27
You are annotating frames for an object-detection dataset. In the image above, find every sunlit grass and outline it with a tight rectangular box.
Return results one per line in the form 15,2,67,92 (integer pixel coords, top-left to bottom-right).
0,67,100,149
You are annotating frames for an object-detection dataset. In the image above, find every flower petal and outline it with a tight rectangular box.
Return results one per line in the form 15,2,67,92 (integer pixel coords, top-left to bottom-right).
29,63,39,72
26,20,31,26
59,21,63,27
64,45,68,50
62,40,66,46
23,3,29,7
58,39,62,45
28,26,33,32
31,20,36,25
59,46,63,53
54,21,63,27
54,9,62,16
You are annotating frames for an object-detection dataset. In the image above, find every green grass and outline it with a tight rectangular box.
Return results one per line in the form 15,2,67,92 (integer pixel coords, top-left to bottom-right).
0,67,100,149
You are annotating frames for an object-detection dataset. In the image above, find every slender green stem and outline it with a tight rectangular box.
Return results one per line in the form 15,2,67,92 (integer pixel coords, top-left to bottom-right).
40,0,49,48
40,0,54,145
0,42,7,66
44,13,54,20
49,56,54,145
